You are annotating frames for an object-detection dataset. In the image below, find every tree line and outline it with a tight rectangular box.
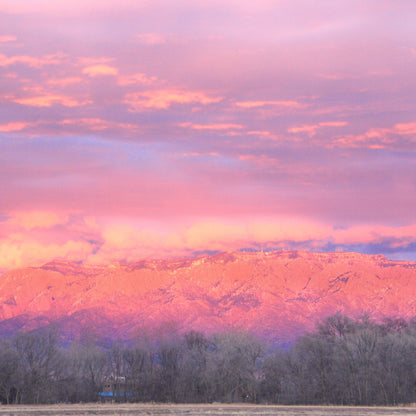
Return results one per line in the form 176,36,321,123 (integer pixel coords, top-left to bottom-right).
1,315,416,405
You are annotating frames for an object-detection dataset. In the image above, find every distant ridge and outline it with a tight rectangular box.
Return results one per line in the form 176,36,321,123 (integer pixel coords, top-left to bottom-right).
1,251,416,343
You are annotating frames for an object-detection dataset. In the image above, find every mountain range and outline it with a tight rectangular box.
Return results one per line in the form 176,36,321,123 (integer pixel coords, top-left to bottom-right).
1,250,416,344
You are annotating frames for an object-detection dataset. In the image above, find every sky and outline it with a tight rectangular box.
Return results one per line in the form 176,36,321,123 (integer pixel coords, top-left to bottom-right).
1,0,416,271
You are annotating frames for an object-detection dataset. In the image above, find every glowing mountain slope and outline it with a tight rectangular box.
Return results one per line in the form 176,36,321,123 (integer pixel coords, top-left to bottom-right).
1,251,415,343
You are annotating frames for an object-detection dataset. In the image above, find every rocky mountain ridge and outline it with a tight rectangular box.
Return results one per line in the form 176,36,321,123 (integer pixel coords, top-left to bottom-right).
1,250,415,343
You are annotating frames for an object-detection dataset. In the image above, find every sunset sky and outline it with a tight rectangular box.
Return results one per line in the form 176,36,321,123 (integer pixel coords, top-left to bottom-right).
1,0,416,270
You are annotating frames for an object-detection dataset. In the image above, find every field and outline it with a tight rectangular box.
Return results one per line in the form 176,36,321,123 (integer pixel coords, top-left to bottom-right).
1,404,416,416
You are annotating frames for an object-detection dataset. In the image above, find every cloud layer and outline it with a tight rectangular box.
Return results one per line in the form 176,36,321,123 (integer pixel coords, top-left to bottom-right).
1,1,416,269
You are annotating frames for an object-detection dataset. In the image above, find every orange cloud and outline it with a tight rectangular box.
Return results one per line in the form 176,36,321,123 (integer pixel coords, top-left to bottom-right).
85,218,335,265
87,223,183,265
10,86,90,108
0,211,97,269
0,238,93,270
126,89,222,110
246,220,330,243
13,94,87,108
10,211,69,230
184,222,245,249
0,52,65,68
181,220,332,251
83,64,119,77
1,211,416,270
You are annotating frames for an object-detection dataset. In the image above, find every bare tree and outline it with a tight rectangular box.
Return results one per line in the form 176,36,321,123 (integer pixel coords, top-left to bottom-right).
0,338,22,403
13,327,62,403
206,330,264,402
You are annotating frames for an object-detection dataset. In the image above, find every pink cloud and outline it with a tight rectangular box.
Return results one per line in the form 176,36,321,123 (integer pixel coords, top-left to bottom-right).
117,73,158,86
135,33,167,45
179,122,243,130
84,219,416,266
1,205,416,270
334,224,416,246
3,72,18,79
333,122,416,149
182,152,219,157
0,118,140,138
0,35,16,43
84,218,333,265
9,211,69,231
0,0,146,15
59,118,139,133
0,238,93,270
0,210,94,269
82,64,119,77
8,86,90,108
12,94,88,108
288,121,347,137
319,121,348,127
0,52,65,68
316,73,347,80
0,0,415,268
76,57,114,66
394,122,416,135
0,122,33,132
126,89,222,110
47,77,84,87
288,125,320,136
235,100,306,109
247,131,279,140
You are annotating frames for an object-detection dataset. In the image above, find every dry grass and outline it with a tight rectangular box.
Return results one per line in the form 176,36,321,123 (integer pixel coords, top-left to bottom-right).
1,404,416,416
